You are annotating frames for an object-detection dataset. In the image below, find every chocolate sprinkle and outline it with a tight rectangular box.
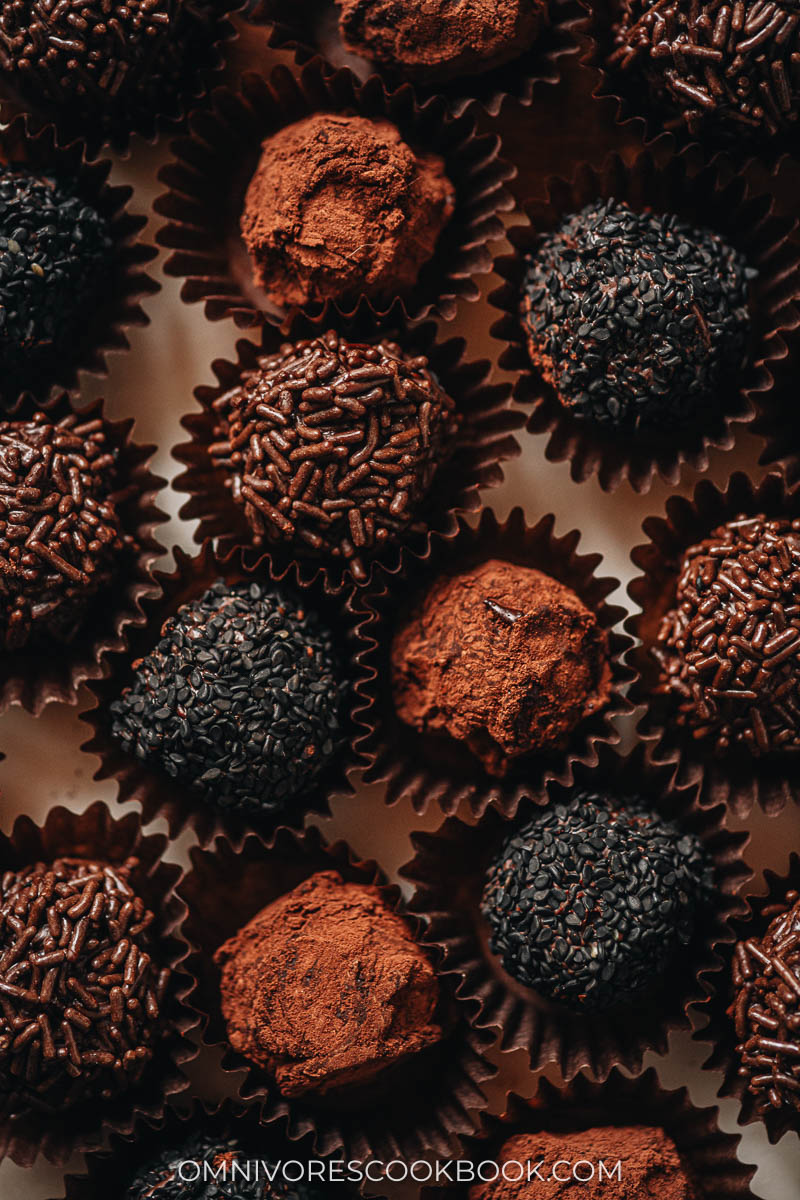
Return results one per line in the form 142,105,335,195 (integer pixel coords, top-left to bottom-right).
653,514,800,755
520,198,753,429
109,580,346,817
0,856,168,1115
0,166,111,371
209,331,461,583
481,792,713,1013
0,411,130,652
610,0,800,138
732,889,800,1118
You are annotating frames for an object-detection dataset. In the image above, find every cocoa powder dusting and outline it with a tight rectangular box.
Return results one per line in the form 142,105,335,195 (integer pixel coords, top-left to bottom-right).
240,113,455,309
214,870,442,1098
391,559,612,775
469,1128,698,1200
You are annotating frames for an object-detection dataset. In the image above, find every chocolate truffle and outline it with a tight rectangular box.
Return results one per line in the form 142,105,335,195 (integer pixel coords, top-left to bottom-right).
610,0,800,139
469,1127,698,1200
0,166,111,373
520,199,752,429
109,580,345,818
215,869,441,1097
731,889,800,1120
0,1,223,133
338,0,546,84
0,856,168,1115
652,515,800,756
391,559,612,775
481,792,713,1012
240,113,455,308
209,331,460,581
0,411,131,652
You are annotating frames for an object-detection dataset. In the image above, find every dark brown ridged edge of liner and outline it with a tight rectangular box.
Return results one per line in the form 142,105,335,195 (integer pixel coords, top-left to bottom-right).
489,144,799,494
701,852,800,1146
756,320,800,486
247,0,588,120
0,3,243,160
177,824,497,1160
627,469,800,820
355,505,635,818
0,801,196,1168
0,389,167,715
79,539,374,849
172,308,523,591
400,743,752,1081
421,1068,757,1199
154,59,516,327
0,115,160,403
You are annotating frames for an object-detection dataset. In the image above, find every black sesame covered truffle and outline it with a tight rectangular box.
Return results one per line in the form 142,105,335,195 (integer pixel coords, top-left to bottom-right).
481,792,713,1013
520,198,753,429
109,580,346,817
0,166,111,374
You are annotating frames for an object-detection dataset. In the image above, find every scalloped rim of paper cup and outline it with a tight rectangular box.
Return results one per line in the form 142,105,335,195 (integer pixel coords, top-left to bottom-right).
0,801,197,1168
627,469,800,820
176,824,497,1160
0,390,167,715
154,60,516,327
400,744,752,1082
488,146,800,493
355,505,635,819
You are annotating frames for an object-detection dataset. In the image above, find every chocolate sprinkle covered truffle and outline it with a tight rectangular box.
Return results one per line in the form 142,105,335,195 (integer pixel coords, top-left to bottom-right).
731,889,800,1120
209,331,461,582
391,559,612,775
520,198,752,429
240,113,455,309
109,580,345,817
481,793,713,1012
652,515,800,756
610,0,800,139
215,870,442,1097
0,856,168,1115
337,0,547,84
0,166,111,373
0,411,131,652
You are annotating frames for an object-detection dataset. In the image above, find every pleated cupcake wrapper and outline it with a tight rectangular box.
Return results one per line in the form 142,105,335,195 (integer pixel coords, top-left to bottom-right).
177,825,496,1160
0,3,242,159
701,852,800,1146
627,469,800,819
0,801,196,1169
756,320,800,487
80,539,373,849
426,1067,756,1199
489,145,800,493
172,309,522,590
154,59,516,326
356,504,634,819
0,115,159,404
248,0,588,119
400,744,752,1082
0,390,167,716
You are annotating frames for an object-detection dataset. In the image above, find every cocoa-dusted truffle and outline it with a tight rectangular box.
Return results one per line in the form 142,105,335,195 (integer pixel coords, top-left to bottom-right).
391,559,612,775
731,890,800,1121
652,515,800,756
109,580,345,818
240,113,455,309
610,0,800,139
0,856,168,1115
338,0,546,84
481,792,713,1013
214,869,441,1097
0,166,111,373
210,330,461,581
0,411,131,652
520,198,752,429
